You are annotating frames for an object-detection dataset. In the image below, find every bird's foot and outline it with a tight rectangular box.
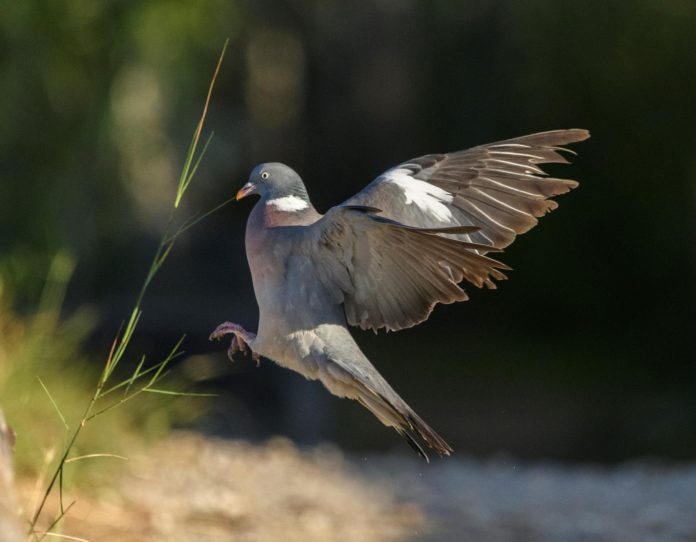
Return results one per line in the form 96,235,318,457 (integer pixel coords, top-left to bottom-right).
209,322,260,365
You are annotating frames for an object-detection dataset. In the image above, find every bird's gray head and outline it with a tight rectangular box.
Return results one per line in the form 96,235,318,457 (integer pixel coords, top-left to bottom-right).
236,163,310,211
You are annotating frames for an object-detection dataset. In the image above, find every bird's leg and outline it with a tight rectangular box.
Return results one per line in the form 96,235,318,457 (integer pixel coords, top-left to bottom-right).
209,322,260,365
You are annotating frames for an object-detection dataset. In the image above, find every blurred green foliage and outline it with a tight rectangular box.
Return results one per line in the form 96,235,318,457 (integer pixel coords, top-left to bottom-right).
0,0,242,303
0,253,197,489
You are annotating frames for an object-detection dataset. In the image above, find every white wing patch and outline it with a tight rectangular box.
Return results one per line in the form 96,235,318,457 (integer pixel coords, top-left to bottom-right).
385,168,454,221
266,195,309,212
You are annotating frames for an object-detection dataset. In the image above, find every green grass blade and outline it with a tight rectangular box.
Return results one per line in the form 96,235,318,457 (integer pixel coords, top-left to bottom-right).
175,38,228,208
175,128,201,207
184,130,214,189
123,354,147,396
35,501,75,542
104,308,142,380
37,377,69,430
143,388,217,397
147,335,186,387
85,392,141,421
165,195,236,244
98,352,185,398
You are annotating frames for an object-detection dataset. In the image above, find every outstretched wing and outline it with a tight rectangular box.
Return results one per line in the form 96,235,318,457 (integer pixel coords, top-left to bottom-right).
344,129,589,250
304,206,510,332
299,129,588,332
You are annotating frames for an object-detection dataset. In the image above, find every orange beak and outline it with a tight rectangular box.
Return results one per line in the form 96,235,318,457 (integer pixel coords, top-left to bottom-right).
236,182,256,201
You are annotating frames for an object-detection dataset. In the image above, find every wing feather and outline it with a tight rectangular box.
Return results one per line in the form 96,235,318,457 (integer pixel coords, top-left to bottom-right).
300,129,588,332
304,207,509,332
345,129,588,250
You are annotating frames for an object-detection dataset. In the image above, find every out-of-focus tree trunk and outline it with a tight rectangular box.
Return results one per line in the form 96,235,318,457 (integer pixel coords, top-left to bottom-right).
0,409,22,542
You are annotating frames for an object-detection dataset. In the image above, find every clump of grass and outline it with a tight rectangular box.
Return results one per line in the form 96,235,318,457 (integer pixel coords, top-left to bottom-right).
0,254,192,486
3,40,231,540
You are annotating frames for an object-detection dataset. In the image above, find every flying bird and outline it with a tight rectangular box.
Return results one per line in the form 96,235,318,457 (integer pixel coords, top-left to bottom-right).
210,129,589,460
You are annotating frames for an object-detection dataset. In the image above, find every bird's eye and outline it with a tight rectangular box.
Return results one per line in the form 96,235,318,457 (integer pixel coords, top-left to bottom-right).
261,171,269,180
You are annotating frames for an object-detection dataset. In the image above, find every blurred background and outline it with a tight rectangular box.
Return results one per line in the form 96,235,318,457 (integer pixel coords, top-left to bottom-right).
1,0,695,513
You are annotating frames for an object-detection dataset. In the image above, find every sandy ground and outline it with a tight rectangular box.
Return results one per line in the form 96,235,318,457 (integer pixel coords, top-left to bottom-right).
33,434,422,542
23,432,696,542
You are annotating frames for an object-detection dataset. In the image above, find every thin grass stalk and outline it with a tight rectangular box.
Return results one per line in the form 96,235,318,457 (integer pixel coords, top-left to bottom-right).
27,39,229,536
36,501,75,542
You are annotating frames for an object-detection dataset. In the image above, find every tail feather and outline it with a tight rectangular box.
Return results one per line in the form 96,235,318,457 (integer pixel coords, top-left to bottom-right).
326,355,453,461
396,427,430,462
404,409,454,457
358,387,453,461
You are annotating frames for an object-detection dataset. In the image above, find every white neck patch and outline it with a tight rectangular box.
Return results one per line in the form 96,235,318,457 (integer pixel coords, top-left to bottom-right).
266,195,309,212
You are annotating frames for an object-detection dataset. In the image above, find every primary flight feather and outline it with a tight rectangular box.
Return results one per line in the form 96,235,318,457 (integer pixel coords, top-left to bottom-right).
210,129,589,461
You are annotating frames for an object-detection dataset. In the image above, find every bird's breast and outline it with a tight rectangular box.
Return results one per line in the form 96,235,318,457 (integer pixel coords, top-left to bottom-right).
244,201,346,362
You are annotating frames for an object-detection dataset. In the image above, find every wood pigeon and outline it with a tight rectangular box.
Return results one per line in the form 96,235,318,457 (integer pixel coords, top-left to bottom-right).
210,129,589,460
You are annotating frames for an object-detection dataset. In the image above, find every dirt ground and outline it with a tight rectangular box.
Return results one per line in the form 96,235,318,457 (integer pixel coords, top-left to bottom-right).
27,434,423,542
21,432,696,542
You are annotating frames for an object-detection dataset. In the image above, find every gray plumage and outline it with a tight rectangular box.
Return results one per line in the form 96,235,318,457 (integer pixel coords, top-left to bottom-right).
211,129,589,460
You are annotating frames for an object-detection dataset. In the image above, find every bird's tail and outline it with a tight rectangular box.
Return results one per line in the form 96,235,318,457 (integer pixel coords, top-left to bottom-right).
325,354,452,461
357,387,453,462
